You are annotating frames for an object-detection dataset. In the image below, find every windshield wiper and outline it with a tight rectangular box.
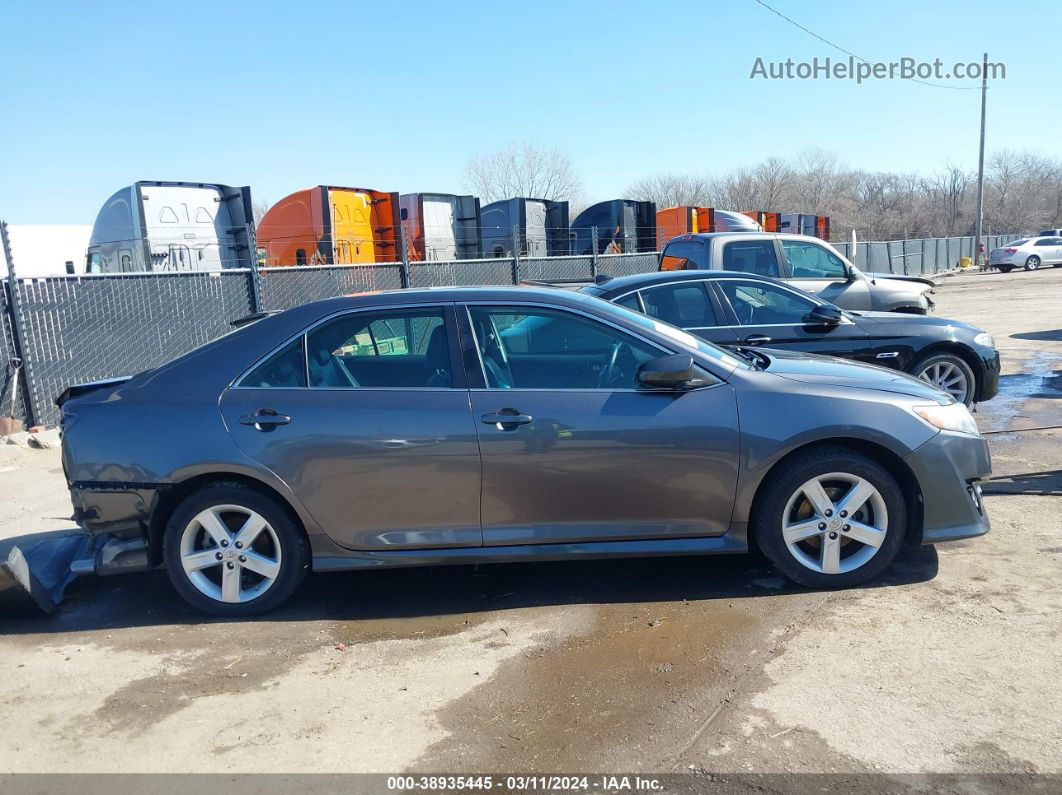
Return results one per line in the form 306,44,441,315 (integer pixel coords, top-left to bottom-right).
733,347,770,369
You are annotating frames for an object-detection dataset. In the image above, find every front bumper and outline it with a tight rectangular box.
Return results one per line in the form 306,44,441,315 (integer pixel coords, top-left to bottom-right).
977,350,1001,402
904,430,992,544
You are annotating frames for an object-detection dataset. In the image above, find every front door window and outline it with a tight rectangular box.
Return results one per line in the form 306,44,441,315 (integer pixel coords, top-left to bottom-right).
467,306,661,390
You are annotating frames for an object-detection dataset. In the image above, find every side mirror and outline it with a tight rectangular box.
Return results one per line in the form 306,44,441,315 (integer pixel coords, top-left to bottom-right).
807,305,843,326
636,353,710,390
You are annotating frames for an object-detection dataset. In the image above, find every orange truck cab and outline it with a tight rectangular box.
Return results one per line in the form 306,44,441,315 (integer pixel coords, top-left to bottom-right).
257,186,403,266
742,211,780,232
658,208,764,245
656,206,716,246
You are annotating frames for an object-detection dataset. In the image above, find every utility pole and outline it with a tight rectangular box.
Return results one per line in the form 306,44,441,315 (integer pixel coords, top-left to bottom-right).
973,52,988,269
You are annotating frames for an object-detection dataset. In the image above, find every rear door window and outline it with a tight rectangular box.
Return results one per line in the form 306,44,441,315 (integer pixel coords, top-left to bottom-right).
305,308,452,388
720,240,781,277
640,282,718,328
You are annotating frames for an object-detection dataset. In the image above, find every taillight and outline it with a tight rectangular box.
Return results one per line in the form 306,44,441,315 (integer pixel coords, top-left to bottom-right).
1004,248,1017,254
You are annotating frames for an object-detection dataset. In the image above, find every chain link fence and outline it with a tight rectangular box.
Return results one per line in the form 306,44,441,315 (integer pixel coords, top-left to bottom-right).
8,271,255,425
0,231,1020,427
258,263,404,311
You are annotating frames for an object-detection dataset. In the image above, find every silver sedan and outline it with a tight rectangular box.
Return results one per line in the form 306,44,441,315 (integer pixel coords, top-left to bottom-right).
988,237,1062,272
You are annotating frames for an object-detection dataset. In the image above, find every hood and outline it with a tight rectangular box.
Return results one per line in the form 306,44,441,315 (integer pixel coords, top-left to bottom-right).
758,348,949,401
846,310,980,334
862,272,936,289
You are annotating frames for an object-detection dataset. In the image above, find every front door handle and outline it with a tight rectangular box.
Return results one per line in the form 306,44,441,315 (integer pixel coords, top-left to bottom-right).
240,409,291,431
481,409,533,429
743,334,772,346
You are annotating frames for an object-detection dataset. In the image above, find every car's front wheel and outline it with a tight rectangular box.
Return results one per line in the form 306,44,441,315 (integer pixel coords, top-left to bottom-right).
911,351,977,406
752,447,907,589
1024,255,1041,271
163,483,309,616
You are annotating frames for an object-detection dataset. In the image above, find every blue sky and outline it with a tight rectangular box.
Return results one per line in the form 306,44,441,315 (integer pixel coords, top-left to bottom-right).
1,0,1058,223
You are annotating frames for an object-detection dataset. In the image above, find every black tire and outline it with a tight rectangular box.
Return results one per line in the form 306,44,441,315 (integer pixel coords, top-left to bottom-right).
163,482,309,616
751,447,907,589
1024,256,1040,271
908,351,978,406
997,265,1014,273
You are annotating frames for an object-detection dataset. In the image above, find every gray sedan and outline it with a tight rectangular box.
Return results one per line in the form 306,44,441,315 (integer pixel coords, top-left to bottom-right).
59,286,991,615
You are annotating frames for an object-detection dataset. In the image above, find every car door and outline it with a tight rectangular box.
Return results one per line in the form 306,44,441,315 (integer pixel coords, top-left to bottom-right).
710,278,870,359
1033,237,1062,264
462,302,740,546
781,238,872,310
220,303,483,550
631,281,740,347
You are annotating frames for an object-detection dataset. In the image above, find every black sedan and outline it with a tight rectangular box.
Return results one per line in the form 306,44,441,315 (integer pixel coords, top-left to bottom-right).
580,271,1000,406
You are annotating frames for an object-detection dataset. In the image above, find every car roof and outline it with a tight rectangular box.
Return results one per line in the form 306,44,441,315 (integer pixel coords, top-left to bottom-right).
583,269,784,297
301,284,607,311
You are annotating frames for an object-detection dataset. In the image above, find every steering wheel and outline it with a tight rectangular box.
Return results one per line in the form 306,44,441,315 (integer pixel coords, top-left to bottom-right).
598,342,623,388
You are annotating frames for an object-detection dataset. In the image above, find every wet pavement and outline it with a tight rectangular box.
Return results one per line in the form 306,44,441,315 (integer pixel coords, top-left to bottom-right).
0,266,1060,780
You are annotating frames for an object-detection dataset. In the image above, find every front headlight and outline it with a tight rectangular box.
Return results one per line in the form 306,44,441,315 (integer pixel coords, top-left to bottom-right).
973,331,995,348
912,402,980,436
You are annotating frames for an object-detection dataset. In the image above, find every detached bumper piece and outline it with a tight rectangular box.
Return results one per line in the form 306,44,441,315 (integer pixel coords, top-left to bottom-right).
0,531,92,615
0,531,149,616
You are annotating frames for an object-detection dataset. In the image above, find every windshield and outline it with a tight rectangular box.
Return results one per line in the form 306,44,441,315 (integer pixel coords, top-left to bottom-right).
595,297,751,369
1006,239,1029,247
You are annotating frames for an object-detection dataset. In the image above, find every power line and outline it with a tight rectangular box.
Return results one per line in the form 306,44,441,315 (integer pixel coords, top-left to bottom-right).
752,0,981,90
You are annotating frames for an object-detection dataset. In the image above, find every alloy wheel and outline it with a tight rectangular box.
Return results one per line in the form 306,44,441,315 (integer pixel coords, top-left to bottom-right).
782,473,889,574
917,360,970,403
179,504,282,604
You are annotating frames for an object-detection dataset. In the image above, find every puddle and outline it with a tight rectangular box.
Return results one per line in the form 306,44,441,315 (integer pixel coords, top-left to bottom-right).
977,351,1062,437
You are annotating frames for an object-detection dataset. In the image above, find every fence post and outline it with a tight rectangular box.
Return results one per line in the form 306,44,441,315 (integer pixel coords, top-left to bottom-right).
511,224,521,284
1,221,36,428
590,226,599,277
246,223,262,314
400,227,412,289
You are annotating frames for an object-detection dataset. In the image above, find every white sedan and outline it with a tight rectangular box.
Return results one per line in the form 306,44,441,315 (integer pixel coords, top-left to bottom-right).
989,236,1062,272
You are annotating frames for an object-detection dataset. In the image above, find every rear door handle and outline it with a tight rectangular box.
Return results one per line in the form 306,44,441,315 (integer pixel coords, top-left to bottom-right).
240,409,291,430
481,410,533,428
743,334,772,346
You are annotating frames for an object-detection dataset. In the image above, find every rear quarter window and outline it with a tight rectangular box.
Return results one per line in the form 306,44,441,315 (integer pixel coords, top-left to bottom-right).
660,240,704,271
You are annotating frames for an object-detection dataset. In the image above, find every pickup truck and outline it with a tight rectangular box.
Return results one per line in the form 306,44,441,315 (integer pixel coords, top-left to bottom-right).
659,232,935,314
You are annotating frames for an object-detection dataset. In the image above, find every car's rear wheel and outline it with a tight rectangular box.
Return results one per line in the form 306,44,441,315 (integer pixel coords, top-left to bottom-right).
752,448,906,589
163,483,308,616
911,351,977,406
1024,256,1041,271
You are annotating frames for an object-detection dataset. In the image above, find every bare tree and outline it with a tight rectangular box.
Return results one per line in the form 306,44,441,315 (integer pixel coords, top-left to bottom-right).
625,172,714,207
603,147,1059,241
463,141,584,204
252,198,272,227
